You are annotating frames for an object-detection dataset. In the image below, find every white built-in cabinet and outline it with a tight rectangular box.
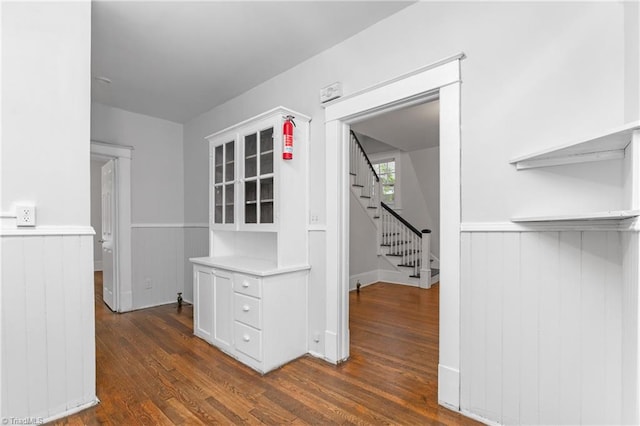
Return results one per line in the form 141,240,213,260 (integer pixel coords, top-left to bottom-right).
191,107,311,374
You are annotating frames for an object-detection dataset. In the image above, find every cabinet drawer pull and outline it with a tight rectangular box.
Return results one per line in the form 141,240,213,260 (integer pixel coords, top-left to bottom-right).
242,305,250,312
243,334,250,342
242,281,250,288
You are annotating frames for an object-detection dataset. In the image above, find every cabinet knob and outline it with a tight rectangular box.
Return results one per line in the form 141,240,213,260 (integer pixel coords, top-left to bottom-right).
242,305,250,312
242,281,250,288
243,334,250,342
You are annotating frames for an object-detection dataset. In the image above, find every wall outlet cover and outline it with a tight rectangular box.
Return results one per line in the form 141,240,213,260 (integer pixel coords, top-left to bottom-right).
16,205,36,227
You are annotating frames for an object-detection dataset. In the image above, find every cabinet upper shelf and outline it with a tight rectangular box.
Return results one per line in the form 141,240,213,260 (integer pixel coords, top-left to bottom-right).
510,121,640,170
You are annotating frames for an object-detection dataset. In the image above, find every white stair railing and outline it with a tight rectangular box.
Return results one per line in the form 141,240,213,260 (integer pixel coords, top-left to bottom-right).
380,202,432,287
350,132,380,213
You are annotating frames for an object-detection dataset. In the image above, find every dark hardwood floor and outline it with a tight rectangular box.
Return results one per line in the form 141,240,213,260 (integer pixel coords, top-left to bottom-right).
55,274,478,425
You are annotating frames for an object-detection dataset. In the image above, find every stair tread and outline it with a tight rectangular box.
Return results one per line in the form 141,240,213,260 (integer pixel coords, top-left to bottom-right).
360,195,371,199
367,206,377,209
352,184,364,187
387,251,419,256
408,269,439,279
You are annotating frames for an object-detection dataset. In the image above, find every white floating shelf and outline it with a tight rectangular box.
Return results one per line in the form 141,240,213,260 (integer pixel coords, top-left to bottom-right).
510,121,640,170
512,210,640,223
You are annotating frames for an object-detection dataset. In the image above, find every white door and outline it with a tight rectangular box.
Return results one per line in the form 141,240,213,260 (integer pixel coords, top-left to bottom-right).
101,159,117,311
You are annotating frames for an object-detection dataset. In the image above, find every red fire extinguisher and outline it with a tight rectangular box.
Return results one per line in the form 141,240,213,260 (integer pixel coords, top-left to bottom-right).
282,115,295,160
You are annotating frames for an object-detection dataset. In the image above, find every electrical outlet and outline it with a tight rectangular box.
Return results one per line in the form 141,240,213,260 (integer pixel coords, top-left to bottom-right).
16,205,35,227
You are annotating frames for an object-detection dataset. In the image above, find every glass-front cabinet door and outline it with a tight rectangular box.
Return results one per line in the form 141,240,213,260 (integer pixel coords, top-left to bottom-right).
213,140,235,225
243,126,274,225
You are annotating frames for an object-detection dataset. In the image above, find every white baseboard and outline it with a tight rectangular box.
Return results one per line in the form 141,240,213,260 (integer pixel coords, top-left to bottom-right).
43,397,99,424
460,409,500,426
349,270,379,290
438,364,460,410
94,260,103,271
118,290,133,313
350,269,421,290
324,330,338,363
378,269,419,287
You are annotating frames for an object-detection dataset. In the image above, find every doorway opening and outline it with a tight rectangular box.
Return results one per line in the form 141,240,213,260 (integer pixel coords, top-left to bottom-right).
324,54,463,409
90,140,133,312
348,99,441,291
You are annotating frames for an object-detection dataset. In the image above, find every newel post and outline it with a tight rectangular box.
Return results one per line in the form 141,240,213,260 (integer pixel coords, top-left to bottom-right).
420,229,432,289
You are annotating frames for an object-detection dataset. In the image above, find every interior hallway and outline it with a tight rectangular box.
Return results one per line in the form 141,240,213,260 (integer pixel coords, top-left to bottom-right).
54,274,478,425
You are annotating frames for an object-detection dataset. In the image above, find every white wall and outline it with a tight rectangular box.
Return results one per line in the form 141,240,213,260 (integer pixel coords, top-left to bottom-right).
90,103,194,309
91,103,184,224
409,146,439,259
1,1,96,421
182,1,635,419
349,191,380,281
624,1,640,123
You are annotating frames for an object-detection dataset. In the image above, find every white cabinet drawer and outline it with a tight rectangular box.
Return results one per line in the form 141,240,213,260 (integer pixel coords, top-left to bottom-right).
234,322,262,361
234,273,261,298
234,293,261,329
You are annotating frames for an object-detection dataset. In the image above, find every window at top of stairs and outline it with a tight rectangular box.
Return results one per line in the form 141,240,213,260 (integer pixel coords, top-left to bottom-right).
373,159,395,205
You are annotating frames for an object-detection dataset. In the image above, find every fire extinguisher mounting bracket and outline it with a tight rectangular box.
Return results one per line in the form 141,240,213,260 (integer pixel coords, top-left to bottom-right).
283,115,296,127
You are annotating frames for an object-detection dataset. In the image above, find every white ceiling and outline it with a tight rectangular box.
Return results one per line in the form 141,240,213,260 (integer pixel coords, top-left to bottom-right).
351,100,440,153
91,1,413,123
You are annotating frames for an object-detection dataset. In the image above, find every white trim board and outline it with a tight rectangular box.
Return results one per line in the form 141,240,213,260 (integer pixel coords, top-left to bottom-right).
512,210,640,223
43,398,99,424
0,226,95,237
205,106,311,140
130,223,208,228
461,219,640,232
90,140,133,158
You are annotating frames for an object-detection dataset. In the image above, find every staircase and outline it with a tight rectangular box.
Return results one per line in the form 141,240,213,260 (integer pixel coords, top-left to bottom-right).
349,131,439,288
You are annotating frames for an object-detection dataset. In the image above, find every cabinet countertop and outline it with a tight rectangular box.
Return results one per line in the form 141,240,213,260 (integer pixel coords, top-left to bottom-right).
190,256,310,277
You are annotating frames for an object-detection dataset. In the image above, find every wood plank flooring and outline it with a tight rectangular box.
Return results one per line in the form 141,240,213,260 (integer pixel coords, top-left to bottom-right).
55,275,478,425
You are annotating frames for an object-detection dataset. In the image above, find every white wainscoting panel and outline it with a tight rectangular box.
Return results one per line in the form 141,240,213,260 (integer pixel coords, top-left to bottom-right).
622,232,640,425
1,234,96,420
461,231,637,425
